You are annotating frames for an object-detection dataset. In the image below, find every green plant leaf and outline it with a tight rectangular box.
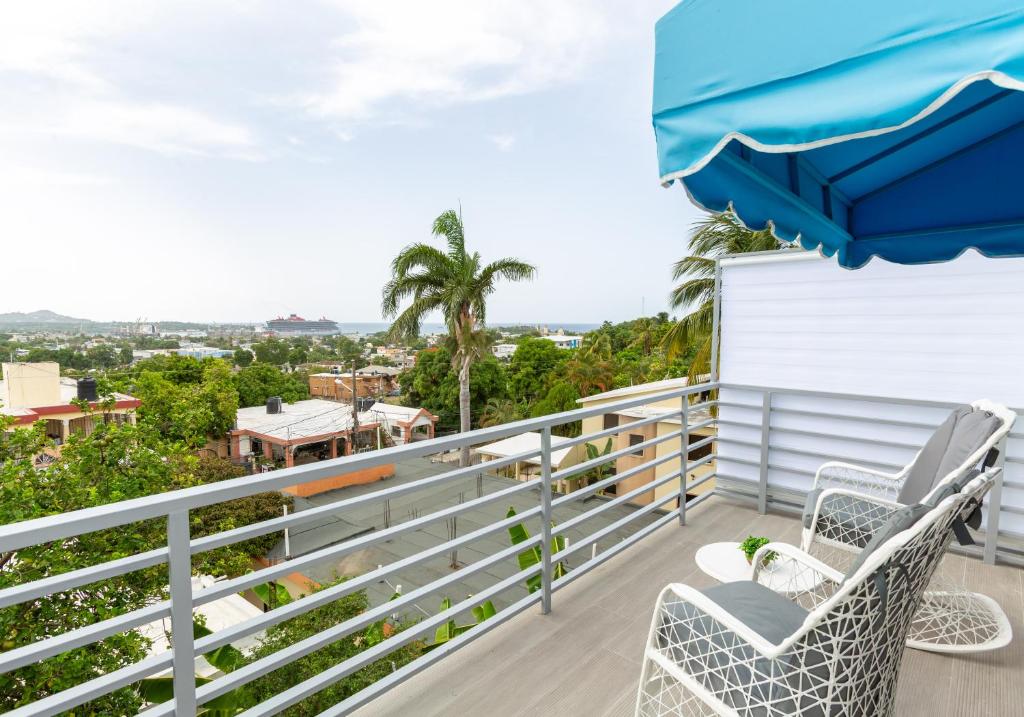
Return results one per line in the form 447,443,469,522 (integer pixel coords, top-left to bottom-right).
252,581,292,608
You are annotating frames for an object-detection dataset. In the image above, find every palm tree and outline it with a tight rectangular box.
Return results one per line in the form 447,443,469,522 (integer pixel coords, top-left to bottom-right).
664,212,786,385
382,209,536,465
479,398,522,428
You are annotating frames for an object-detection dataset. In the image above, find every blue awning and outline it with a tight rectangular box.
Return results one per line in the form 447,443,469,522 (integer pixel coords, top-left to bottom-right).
653,0,1024,268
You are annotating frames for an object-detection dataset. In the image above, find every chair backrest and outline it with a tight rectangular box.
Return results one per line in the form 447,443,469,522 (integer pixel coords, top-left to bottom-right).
897,400,1014,504
787,471,995,714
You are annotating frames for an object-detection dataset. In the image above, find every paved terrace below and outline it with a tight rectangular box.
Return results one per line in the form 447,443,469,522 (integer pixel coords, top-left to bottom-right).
352,496,1024,717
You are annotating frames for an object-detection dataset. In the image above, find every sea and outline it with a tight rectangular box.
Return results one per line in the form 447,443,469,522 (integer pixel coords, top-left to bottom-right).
333,322,601,337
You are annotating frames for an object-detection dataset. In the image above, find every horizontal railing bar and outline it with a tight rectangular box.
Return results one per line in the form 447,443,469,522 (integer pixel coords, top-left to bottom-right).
190,446,540,555
0,547,168,611
550,491,717,593
551,451,681,507
687,435,716,453
192,478,536,607
558,490,679,559
686,472,717,494
761,406,938,430
192,505,544,655
205,564,543,716
718,382,974,411
556,411,669,450
0,382,718,552
687,417,717,433
319,589,543,717
714,437,904,471
551,504,687,593
3,652,175,717
552,429,683,482
716,419,923,450
719,400,941,431
0,602,170,675
554,471,679,535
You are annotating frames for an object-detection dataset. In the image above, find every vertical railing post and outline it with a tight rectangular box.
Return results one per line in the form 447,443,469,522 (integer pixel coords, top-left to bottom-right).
757,392,772,514
983,436,1008,564
539,426,553,615
167,510,197,715
678,395,689,526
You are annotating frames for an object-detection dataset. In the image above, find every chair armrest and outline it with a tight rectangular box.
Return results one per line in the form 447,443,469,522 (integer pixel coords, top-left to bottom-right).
813,461,906,500
652,583,785,659
751,542,843,608
804,488,905,551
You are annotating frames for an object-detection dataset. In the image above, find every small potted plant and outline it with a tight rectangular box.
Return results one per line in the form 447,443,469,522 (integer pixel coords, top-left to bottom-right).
739,535,777,566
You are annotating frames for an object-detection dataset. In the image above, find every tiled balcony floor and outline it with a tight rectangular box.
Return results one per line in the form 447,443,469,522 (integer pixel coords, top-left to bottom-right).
352,496,1024,717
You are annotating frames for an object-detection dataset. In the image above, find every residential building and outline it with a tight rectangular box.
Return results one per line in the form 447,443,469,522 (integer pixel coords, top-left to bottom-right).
0,362,140,443
230,398,394,496
172,345,234,360
308,365,401,401
476,431,582,488
578,377,715,507
364,402,437,444
492,343,517,360
539,334,583,349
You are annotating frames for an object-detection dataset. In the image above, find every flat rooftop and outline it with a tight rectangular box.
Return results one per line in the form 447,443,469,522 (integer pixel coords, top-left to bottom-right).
235,399,374,440
352,496,1024,717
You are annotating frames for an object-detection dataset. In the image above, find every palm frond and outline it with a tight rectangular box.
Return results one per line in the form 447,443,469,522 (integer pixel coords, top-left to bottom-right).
432,209,466,258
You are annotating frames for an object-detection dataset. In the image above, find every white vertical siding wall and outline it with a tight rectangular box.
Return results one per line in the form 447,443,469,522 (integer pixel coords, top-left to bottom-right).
716,250,1024,540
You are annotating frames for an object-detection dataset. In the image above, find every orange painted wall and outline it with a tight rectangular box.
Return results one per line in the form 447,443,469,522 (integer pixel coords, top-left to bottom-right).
283,463,394,497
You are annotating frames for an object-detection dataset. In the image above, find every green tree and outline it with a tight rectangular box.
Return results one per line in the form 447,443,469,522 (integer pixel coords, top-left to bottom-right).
529,380,581,436
234,347,254,367
133,360,239,447
287,345,309,367
252,339,291,366
664,211,785,383
479,398,522,428
333,336,365,366
0,408,293,713
382,208,535,465
0,415,190,713
240,582,423,717
400,347,508,432
507,337,567,403
234,363,309,407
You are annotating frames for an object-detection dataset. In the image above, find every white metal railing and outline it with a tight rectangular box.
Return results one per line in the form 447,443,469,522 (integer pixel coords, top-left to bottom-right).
0,382,717,716
5,377,1019,716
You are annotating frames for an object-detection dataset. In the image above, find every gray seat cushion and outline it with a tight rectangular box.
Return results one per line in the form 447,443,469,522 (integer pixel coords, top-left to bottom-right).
898,406,1001,503
844,503,931,582
657,581,824,715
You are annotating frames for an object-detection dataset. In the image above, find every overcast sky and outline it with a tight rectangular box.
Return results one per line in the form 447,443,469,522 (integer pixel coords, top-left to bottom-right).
0,1,702,325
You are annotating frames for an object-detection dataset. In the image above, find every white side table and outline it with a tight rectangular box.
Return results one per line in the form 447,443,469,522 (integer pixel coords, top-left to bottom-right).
695,541,823,593
695,542,755,582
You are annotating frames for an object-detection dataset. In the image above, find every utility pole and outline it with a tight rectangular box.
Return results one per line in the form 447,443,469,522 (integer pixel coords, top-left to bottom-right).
351,361,359,452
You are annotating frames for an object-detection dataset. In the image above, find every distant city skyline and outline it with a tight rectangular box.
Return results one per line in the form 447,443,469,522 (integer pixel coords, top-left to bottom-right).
1,1,700,324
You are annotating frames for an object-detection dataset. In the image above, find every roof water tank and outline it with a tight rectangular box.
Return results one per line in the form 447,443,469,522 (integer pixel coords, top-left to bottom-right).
266,396,283,414
77,377,98,402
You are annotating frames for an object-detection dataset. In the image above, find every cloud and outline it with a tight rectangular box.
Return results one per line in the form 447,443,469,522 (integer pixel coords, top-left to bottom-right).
0,2,259,158
300,0,610,124
487,134,516,152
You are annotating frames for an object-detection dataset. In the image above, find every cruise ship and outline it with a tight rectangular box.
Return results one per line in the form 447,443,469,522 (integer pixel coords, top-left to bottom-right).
265,314,340,335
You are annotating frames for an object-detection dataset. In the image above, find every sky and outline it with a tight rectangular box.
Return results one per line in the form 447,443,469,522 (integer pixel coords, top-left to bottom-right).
0,0,703,325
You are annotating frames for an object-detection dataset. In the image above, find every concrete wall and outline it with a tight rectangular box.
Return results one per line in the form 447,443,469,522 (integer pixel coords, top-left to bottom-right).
282,464,395,497
580,388,716,507
1,362,61,409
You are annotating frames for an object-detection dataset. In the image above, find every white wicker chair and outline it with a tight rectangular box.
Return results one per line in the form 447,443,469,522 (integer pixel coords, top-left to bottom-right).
802,399,1015,653
635,471,995,717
